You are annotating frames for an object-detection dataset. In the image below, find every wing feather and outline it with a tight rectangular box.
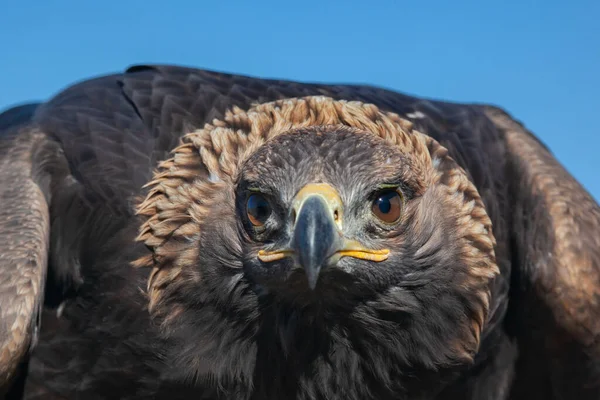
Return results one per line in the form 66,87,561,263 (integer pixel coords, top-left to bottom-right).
0,105,66,390
484,105,600,398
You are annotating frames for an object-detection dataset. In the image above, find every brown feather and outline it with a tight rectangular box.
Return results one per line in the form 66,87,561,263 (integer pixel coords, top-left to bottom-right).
135,96,500,360
0,126,55,387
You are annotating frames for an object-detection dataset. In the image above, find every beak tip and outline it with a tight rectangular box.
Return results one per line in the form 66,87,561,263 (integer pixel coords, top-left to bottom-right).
305,265,321,290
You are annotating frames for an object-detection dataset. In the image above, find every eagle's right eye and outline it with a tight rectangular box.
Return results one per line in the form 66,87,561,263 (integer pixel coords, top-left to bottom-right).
247,194,272,227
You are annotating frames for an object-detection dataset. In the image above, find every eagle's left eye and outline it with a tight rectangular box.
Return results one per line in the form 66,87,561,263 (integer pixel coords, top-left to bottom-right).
247,194,272,227
372,189,403,224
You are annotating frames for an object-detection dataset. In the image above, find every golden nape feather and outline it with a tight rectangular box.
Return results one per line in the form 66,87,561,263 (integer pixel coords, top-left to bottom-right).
134,97,499,363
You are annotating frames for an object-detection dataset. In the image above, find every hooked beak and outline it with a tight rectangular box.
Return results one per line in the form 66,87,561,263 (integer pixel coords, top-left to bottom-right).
258,183,389,290
292,194,338,290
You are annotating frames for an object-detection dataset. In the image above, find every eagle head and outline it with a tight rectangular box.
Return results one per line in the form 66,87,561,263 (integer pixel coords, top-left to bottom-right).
134,96,499,397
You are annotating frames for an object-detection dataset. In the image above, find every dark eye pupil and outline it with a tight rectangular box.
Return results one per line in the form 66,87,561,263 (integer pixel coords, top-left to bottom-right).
247,194,271,226
254,203,269,218
377,194,394,214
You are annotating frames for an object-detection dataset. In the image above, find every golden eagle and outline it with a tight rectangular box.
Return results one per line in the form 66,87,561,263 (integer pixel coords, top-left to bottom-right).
0,65,598,400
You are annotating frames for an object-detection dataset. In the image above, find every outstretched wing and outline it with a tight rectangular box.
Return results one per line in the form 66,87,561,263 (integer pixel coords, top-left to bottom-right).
0,103,67,391
484,106,600,398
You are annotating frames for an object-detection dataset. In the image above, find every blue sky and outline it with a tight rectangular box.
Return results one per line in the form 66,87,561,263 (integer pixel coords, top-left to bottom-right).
1,0,598,200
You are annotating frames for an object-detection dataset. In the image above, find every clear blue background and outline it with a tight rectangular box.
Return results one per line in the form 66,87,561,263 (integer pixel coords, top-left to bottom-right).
1,0,598,200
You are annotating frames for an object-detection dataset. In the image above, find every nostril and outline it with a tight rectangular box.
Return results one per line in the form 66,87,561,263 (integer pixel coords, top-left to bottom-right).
291,209,297,224
333,209,340,222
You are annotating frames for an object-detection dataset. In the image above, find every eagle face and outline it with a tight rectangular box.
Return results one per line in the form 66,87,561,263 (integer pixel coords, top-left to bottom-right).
136,97,499,396
238,126,437,303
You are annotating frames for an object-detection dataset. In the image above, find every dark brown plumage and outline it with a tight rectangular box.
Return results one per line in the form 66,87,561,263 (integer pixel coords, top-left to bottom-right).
0,64,598,400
